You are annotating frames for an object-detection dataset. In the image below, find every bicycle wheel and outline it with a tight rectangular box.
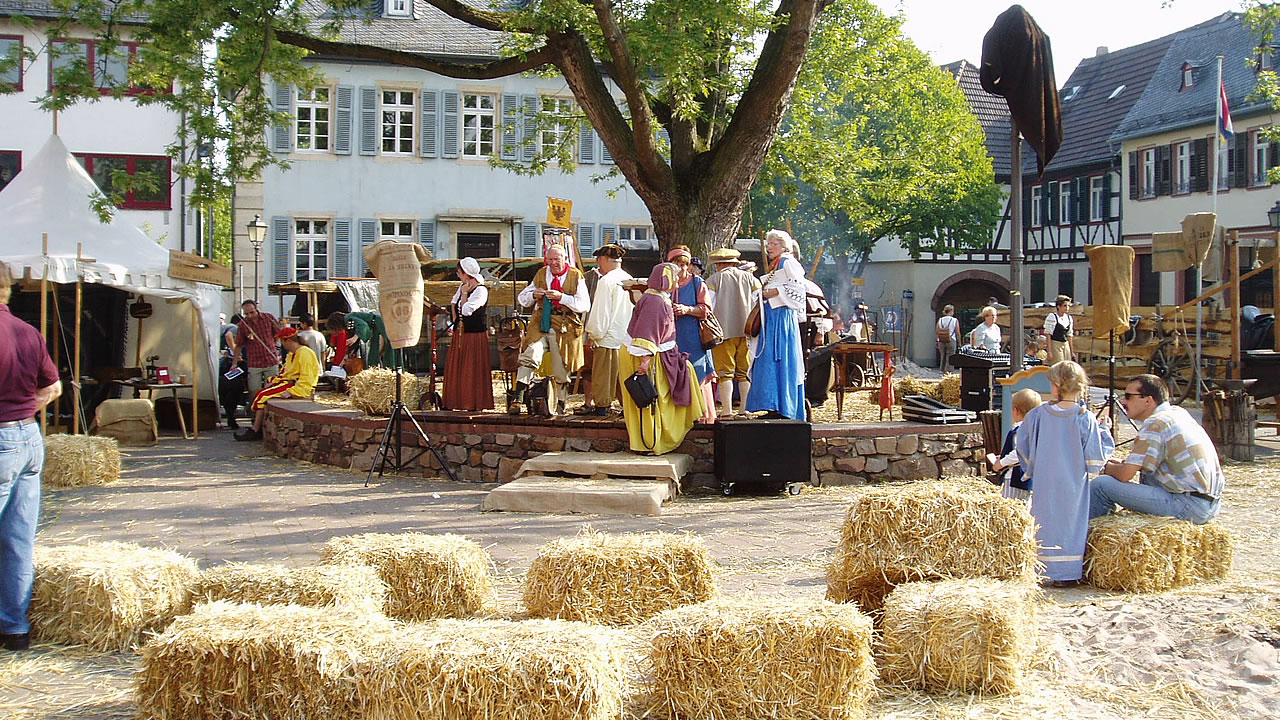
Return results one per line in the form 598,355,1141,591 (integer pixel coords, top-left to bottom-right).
1146,338,1196,405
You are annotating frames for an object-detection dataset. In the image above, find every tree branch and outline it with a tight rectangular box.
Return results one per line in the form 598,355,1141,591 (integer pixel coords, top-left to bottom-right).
417,0,521,33
590,0,660,166
273,29,556,79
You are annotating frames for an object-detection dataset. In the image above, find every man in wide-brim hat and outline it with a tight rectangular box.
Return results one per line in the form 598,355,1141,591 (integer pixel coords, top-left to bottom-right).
577,243,634,416
706,246,761,417
235,326,321,441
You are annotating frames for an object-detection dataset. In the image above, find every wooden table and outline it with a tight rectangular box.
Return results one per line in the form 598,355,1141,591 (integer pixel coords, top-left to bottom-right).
114,380,195,439
829,342,895,421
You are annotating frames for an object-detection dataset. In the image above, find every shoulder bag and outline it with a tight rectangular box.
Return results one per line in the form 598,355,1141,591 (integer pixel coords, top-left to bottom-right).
700,310,725,350
624,371,659,409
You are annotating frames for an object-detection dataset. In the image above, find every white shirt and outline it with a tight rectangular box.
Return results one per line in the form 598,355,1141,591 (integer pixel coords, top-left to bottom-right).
764,256,807,311
450,284,488,317
518,267,591,314
1044,311,1073,337
972,321,1002,352
584,267,634,349
937,315,959,342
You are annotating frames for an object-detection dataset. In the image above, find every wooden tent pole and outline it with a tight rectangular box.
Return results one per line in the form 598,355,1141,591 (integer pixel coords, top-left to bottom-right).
192,300,199,439
40,233,48,435
1230,230,1241,380
74,243,83,435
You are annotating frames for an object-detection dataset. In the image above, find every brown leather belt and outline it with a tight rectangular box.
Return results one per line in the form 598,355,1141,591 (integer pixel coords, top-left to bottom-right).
0,418,35,429
1188,491,1218,503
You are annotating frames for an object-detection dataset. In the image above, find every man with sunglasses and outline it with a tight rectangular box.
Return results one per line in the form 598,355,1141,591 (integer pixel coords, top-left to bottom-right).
1089,374,1223,523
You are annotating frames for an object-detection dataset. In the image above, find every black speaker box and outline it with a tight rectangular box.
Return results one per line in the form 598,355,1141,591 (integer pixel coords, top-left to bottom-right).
714,419,811,493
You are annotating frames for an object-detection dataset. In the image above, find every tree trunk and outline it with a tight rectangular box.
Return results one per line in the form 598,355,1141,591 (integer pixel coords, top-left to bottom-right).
832,252,852,316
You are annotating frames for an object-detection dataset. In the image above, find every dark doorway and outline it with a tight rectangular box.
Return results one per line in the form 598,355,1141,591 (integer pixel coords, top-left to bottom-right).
457,232,500,258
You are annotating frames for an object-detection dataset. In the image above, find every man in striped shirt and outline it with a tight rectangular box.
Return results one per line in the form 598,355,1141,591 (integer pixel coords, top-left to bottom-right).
1089,374,1223,524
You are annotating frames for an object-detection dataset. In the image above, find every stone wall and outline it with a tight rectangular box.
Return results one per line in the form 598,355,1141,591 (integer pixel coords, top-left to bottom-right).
263,400,983,489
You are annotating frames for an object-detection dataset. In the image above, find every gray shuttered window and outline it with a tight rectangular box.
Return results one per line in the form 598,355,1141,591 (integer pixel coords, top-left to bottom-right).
419,219,438,259
272,82,293,153
358,219,377,275
420,90,439,158
359,87,378,156
599,224,618,247
501,92,519,161
441,90,460,158
522,95,538,162
1101,173,1113,221
334,85,354,155
578,126,595,164
599,135,614,165
577,223,596,255
271,216,291,282
1128,151,1139,200
334,218,353,277
521,222,540,257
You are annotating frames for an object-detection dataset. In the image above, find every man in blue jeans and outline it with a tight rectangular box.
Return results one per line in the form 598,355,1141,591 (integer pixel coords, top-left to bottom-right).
1090,374,1223,524
0,264,62,651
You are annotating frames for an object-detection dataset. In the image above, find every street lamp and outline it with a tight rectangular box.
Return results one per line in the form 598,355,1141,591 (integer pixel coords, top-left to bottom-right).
1268,199,1280,231
246,214,268,299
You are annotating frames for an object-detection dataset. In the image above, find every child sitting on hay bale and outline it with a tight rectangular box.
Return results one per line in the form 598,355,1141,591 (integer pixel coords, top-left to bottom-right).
1015,361,1114,586
987,388,1042,503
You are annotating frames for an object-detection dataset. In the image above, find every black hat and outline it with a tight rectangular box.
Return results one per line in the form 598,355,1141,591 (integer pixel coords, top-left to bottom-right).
593,243,626,259
691,257,704,269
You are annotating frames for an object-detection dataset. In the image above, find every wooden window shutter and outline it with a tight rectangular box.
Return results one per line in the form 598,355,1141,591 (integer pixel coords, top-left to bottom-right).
501,92,519,161
1047,181,1059,225
1269,138,1278,178
600,224,618,247
358,86,378,156
1232,134,1249,188
272,81,294,153
271,216,291,283
333,218,353,277
1157,144,1172,196
419,220,438,258
1128,151,1139,200
599,134,614,165
1074,178,1087,225
1190,137,1208,192
441,90,460,159
1102,173,1114,220
1021,183,1032,229
420,90,439,158
578,223,596,255
522,95,538,163
334,85,354,155
358,218,377,275
520,222,539,258
578,126,596,164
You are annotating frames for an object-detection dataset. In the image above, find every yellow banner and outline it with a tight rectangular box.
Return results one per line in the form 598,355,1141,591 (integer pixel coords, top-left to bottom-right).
546,197,573,228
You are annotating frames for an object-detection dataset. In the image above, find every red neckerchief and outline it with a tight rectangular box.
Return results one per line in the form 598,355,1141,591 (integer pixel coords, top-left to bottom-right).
550,268,567,308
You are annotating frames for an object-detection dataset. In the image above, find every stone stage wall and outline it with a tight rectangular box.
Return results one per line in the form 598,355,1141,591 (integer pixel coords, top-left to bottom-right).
263,400,985,489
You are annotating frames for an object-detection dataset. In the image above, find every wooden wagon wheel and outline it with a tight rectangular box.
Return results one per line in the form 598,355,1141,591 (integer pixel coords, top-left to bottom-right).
1146,337,1196,405
846,363,866,389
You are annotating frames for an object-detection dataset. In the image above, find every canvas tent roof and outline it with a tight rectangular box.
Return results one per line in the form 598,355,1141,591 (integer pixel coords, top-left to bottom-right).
0,134,221,396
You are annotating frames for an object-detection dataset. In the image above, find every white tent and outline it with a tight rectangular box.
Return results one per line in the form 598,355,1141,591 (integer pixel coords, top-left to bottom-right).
0,135,221,427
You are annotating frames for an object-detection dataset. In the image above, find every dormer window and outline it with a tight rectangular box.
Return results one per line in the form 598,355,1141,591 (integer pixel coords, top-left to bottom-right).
1107,84,1126,100
385,0,410,18
1181,63,1195,90
1259,45,1275,71
1062,86,1082,102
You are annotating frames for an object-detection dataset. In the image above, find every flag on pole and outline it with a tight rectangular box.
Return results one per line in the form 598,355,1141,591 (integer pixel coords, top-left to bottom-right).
1219,79,1234,145
546,197,573,228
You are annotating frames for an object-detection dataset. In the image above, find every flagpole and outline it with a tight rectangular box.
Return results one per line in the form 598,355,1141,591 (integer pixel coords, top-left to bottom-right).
1200,56,1226,405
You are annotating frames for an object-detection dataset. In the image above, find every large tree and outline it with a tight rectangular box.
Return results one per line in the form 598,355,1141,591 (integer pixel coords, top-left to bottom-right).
750,0,1002,310
19,0,839,256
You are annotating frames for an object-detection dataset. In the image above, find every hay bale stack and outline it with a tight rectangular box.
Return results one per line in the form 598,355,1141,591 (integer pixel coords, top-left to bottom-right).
137,600,396,720
365,618,628,720
42,434,121,488
190,563,388,614
894,376,943,404
346,367,423,416
938,373,962,406
31,541,198,651
320,532,493,620
1085,512,1234,592
524,531,717,626
825,483,1037,612
644,599,876,720
879,578,1039,695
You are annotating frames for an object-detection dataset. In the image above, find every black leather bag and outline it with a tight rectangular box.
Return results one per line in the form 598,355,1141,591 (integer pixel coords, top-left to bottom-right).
624,371,659,409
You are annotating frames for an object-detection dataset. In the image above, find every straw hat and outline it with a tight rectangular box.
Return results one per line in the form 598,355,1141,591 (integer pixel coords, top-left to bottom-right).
458,256,485,283
709,248,741,262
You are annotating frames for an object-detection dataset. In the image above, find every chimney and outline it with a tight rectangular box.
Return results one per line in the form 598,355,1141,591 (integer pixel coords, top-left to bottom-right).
1096,46,1109,57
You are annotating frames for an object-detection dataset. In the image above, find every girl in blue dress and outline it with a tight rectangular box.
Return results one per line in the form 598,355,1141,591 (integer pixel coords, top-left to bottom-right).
746,230,806,420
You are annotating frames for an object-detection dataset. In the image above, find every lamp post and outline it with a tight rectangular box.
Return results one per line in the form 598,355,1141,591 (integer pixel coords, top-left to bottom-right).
247,214,268,300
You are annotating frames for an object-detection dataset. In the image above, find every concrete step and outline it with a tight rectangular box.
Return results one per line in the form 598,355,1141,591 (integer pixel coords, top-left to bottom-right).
515,451,692,490
481,475,674,516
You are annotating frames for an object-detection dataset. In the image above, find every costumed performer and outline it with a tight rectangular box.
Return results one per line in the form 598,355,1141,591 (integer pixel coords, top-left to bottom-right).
745,229,806,420
443,257,493,411
234,326,321,442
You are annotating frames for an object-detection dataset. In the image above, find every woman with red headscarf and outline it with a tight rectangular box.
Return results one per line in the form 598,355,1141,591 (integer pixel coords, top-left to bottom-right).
618,263,706,454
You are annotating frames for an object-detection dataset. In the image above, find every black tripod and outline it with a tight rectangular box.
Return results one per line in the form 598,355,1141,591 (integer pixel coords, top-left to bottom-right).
366,362,457,486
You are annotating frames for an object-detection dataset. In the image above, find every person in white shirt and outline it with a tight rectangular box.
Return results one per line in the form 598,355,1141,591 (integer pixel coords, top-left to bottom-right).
510,245,591,415
936,304,959,372
1043,294,1074,363
443,257,493,411
970,305,1002,352
577,244,633,416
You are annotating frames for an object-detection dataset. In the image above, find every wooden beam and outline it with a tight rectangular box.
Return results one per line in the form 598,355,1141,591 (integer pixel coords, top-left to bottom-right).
1230,230,1240,380
1175,257,1279,315
74,243,82,435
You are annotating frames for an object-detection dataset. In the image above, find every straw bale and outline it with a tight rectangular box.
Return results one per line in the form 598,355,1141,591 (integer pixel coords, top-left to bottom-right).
524,530,717,626
938,373,962,406
190,563,388,614
320,532,493,620
878,578,1039,695
31,541,199,651
346,367,424,416
825,482,1037,612
1084,512,1234,592
42,434,121,488
643,598,876,720
136,600,397,720
364,618,628,720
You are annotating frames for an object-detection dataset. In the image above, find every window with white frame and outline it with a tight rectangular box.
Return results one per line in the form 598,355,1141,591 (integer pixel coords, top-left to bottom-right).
296,87,331,152
1216,138,1230,190
381,90,414,155
1253,130,1271,186
539,96,575,152
1089,176,1104,222
385,0,410,17
1030,185,1042,227
1059,183,1071,225
618,225,654,250
294,219,330,281
1174,141,1190,193
462,93,496,158
1141,148,1156,197
379,220,414,243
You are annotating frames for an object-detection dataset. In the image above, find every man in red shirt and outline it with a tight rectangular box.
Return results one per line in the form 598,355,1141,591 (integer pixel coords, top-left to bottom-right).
234,300,282,396
0,264,62,651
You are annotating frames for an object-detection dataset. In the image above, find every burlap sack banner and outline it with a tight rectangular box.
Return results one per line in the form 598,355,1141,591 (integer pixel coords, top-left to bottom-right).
1151,213,1215,273
363,240,432,349
1086,244,1134,337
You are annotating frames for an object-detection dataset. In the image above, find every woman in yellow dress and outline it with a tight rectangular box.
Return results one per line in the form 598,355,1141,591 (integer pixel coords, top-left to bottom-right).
618,263,706,454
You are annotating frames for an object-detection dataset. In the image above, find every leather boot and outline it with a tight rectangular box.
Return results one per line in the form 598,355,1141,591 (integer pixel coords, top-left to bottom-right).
507,382,528,415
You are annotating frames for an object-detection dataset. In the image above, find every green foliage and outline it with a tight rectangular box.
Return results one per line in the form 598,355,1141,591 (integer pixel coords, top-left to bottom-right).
758,0,1002,264
1246,2,1280,183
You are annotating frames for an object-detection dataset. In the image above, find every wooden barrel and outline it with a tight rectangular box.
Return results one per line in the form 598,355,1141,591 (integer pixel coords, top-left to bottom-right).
1202,390,1256,462
978,410,1003,458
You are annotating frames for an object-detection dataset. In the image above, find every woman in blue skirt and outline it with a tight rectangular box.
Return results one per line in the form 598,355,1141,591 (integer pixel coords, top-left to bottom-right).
746,230,806,420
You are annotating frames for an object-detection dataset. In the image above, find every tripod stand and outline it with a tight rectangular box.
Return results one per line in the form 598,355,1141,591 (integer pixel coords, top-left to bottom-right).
366,360,458,486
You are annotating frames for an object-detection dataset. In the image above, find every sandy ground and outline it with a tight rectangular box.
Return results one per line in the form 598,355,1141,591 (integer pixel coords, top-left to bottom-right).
2,401,1279,719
